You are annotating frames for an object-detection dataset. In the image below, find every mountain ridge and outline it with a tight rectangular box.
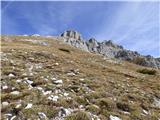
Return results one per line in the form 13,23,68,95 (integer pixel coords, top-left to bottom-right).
60,30,160,69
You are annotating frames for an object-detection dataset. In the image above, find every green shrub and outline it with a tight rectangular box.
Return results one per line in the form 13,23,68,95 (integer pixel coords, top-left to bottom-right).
137,69,156,75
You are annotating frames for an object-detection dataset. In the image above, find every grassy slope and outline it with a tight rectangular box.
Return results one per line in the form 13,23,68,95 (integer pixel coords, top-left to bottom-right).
1,36,160,120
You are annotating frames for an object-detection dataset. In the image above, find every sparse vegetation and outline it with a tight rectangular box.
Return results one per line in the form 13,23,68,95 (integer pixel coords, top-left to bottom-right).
137,68,156,75
1,36,160,120
59,48,71,53
65,111,90,120
132,56,146,66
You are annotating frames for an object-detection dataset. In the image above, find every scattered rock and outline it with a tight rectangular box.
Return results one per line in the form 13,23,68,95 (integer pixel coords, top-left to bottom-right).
15,104,21,109
67,72,76,76
16,79,22,83
48,95,59,101
58,107,72,117
25,103,33,109
63,93,69,97
10,115,16,120
5,113,12,117
43,90,52,95
153,97,160,108
109,115,121,120
26,80,33,85
38,112,47,119
10,91,20,95
2,85,8,90
142,109,149,115
53,80,63,84
55,63,59,66
8,73,15,77
2,102,9,107
80,78,84,81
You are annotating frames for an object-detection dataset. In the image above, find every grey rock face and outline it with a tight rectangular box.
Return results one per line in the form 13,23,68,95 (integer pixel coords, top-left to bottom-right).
98,40,122,58
61,30,82,40
60,30,160,69
63,37,89,51
61,30,88,51
86,38,99,53
115,50,140,61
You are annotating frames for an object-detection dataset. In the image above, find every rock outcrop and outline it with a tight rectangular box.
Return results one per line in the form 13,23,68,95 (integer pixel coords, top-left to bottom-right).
61,30,89,51
60,30,160,69
61,30,82,40
86,38,99,53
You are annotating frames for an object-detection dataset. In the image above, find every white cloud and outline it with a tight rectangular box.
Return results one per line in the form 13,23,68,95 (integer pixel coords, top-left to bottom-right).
95,2,159,56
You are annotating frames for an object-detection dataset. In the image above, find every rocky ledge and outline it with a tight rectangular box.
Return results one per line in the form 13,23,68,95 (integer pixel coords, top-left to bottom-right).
61,30,160,69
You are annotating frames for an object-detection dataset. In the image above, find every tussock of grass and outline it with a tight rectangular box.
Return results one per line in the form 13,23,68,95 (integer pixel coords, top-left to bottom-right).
97,98,115,111
65,111,90,120
137,68,156,75
116,102,131,112
86,104,100,114
133,57,146,66
59,48,71,53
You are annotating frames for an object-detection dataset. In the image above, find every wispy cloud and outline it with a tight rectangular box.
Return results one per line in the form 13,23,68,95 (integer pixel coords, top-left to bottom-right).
95,2,159,57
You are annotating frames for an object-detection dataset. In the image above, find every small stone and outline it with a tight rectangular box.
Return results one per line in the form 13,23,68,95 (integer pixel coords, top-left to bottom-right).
10,115,16,120
38,112,47,119
109,115,121,120
52,78,57,80
15,104,21,108
55,63,59,66
25,103,32,109
36,87,43,91
11,87,16,90
43,91,52,95
53,80,63,84
10,91,20,95
16,79,22,83
2,85,8,90
22,73,27,76
8,73,15,77
80,78,84,81
48,95,59,101
52,96,59,101
2,102,9,107
64,93,69,97
143,109,148,115
153,97,160,108
26,80,33,84
5,113,12,117
67,72,76,76
59,107,72,117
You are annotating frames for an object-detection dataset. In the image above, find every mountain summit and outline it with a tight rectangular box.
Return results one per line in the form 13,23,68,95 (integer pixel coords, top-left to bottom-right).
60,30,160,69
61,30,82,40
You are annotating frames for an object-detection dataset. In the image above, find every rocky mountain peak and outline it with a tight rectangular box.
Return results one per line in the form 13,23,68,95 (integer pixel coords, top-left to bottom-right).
60,30,160,69
61,30,82,40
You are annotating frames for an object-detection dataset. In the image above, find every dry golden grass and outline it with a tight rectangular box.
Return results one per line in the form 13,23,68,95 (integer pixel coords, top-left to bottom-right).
1,36,160,120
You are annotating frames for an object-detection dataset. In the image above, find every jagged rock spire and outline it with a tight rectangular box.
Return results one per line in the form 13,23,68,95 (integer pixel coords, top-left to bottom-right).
61,30,82,40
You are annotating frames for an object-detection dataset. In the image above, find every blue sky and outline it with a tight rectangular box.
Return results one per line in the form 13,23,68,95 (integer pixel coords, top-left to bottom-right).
1,1,160,57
